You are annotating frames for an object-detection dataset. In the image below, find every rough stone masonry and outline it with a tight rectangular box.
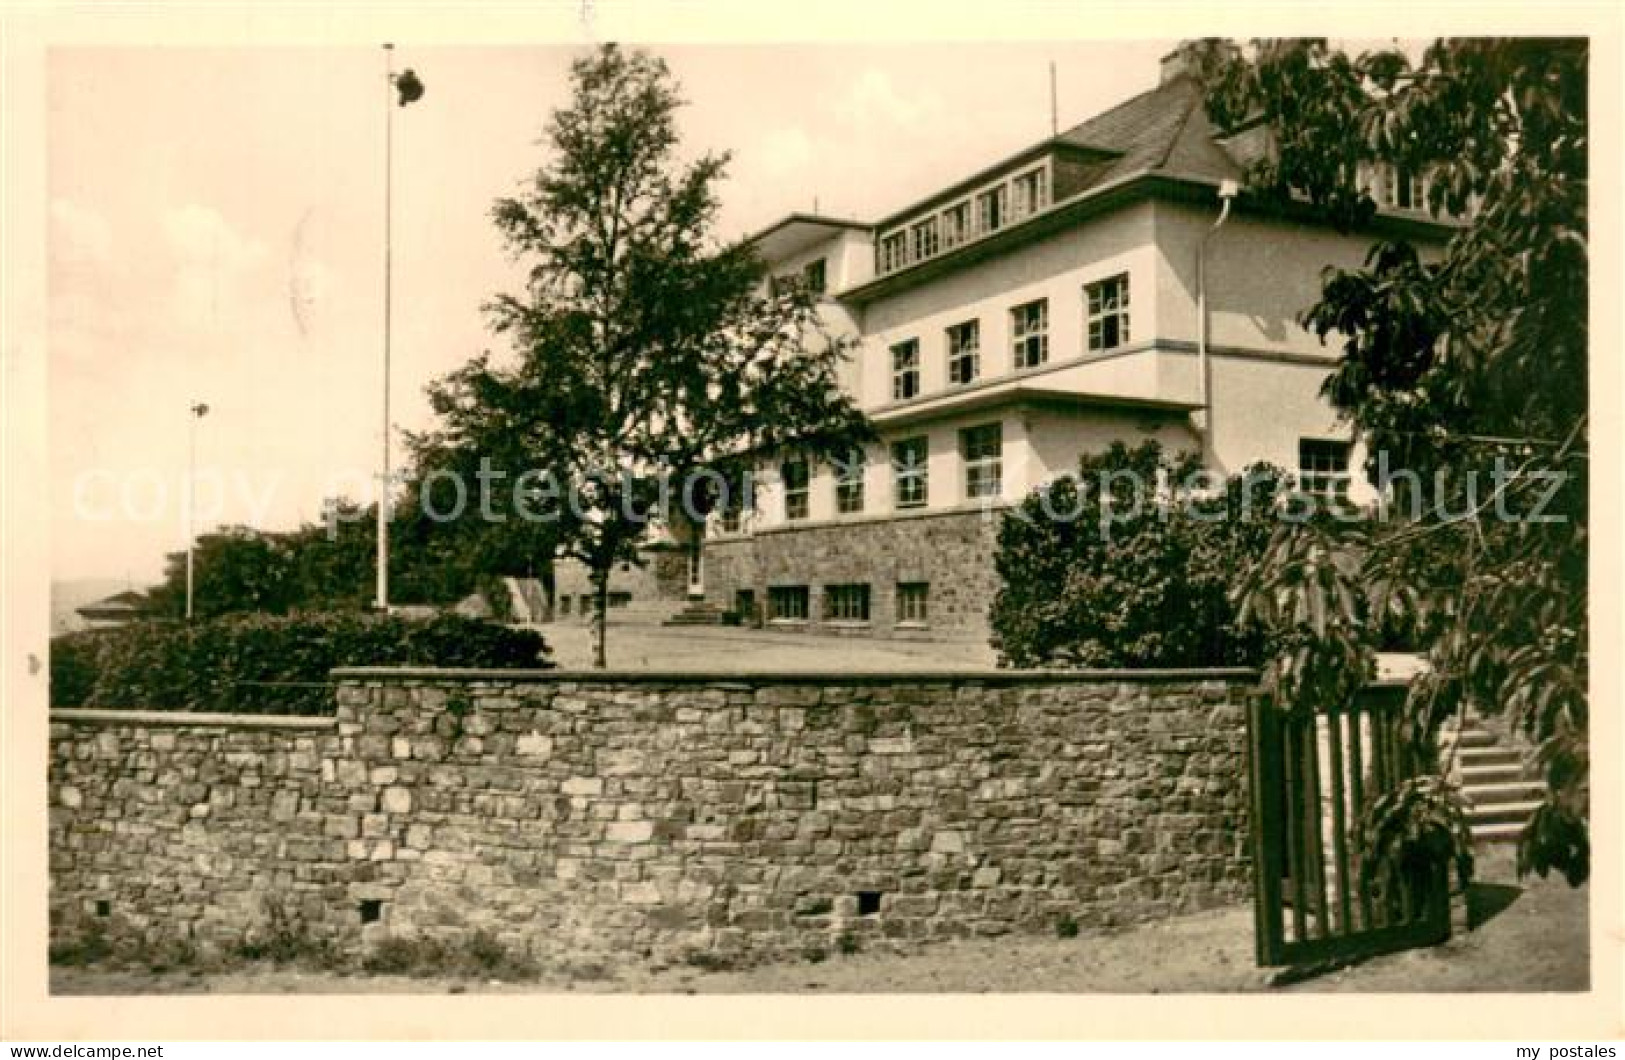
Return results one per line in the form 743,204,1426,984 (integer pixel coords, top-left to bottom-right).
49,668,1255,970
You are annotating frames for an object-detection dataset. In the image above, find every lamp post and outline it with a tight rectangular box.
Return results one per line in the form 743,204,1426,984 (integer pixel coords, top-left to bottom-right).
185,401,209,620
376,44,425,612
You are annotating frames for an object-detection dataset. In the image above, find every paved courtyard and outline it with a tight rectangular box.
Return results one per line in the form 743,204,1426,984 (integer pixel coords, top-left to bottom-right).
531,618,999,672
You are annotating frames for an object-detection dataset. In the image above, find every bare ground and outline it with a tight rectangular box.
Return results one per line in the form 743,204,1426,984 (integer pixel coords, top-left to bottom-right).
51,848,1586,996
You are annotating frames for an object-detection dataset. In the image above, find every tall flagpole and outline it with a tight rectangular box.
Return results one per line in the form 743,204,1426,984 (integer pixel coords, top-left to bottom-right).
377,42,395,612
185,401,209,619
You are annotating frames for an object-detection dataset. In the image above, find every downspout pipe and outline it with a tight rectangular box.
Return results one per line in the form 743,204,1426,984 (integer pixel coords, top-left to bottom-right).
1196,179,1241,459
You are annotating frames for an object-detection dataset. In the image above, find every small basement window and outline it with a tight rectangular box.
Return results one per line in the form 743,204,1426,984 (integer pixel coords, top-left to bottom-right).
94,899,111,918
359,899,383,925
857,891,882,916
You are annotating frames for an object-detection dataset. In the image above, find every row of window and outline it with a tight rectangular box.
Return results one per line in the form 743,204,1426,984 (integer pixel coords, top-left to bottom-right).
889,273,1128,401
716,433,1347,536
767,422,1002,525
556,591,632,616
878,166,1051,275
766,582,931,624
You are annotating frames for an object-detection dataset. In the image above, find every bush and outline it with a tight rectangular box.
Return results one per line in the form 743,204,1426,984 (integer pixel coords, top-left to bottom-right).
990,441,1292,669
49,631,101,708
50,611,550,714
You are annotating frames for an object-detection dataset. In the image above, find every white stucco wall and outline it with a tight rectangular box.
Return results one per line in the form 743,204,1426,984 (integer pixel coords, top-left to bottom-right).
737,195,1434,531
857,204,1160,410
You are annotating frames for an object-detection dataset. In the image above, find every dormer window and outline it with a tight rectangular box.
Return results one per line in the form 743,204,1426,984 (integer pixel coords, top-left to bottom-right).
911,218,940,261
977,185,1007,234
880,231,908,273
942,202,971,249
1012,168,1048,219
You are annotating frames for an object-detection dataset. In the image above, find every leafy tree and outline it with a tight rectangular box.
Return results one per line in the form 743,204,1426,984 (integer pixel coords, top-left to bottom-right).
991,441,1291,669
419,44,870,667
145,526,294,618
144,490,551,620
1202,38,1589,883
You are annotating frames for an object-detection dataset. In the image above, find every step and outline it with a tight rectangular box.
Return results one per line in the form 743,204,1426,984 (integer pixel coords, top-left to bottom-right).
1459,761,1528,785
1466,799,1543,826
1471,820,1528,843
661,605,728,627
1458,746,1523,768
1463,780,1547,806
1452,727,1501,749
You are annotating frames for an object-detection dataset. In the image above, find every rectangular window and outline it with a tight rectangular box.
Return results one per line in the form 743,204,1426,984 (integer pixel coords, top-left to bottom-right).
880,231,908,273
782,458,810,521
1012,168,1048,218
891,339,921,401
769,585,810,622
608,591,632,609
1011,298,1049,369
824,583,871,623
896,582,929,624
911,218,940,261
717,473,750,534
892,436,929,509
961,422,1003,500
946,319,980,386
1379,164,1427,210
976,185,1007,234
835,448,866,514
942,201,971,248
802,257,827,295
1298,438,1352,498
1085,273,1131,352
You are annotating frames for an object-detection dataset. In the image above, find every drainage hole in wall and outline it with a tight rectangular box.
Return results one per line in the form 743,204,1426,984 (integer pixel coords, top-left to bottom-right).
94,899,111,918
359,899,383,925
856,891,882,916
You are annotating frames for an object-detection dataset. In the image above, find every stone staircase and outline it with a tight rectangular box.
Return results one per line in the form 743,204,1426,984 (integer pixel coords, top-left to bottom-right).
1449,722,1544,844
661,599,729,627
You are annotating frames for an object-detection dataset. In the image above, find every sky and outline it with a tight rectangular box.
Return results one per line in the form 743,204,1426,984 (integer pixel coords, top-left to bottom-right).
48,41,1179,584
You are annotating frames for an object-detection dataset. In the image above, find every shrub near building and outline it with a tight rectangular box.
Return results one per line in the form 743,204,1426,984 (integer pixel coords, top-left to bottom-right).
50,613,551,715
990,441,1290,669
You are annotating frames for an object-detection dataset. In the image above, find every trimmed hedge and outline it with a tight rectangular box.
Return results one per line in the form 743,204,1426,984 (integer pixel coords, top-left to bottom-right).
50,612,551,715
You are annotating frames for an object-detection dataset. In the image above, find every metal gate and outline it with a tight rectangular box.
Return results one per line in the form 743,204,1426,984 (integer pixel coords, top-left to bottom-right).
1247,681,1451,967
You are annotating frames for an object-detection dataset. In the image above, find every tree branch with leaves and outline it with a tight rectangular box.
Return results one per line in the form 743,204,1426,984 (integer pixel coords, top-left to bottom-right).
1207,37,1588,884
417,44,871,667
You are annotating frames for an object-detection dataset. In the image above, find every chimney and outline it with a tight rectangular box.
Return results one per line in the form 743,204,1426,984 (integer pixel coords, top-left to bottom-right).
1159,41,1202,84
1159,39,1236,85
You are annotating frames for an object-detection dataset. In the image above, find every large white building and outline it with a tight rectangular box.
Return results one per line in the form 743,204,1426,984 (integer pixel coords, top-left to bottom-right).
561,45,1451,642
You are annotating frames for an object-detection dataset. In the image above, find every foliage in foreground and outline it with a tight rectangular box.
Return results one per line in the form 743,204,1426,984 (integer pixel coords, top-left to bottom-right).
51,612,550,714
1206,37,1588,883
990,441,1291,669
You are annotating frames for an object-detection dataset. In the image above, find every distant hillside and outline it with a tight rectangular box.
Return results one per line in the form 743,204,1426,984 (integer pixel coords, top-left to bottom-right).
51,578,146,635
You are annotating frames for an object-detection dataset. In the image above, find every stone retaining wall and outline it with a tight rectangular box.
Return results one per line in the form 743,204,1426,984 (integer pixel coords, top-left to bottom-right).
50,668,1256,970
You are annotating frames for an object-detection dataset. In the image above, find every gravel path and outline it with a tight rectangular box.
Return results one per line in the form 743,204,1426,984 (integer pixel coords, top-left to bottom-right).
52,850,1587,996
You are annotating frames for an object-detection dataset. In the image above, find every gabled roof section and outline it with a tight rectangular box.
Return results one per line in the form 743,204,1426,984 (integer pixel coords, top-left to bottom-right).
77,590,151,617
745,213,870,265
1057,74,1244,188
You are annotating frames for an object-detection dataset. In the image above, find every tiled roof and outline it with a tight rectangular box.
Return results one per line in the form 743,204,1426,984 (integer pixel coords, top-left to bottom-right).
1057,75,1244,189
